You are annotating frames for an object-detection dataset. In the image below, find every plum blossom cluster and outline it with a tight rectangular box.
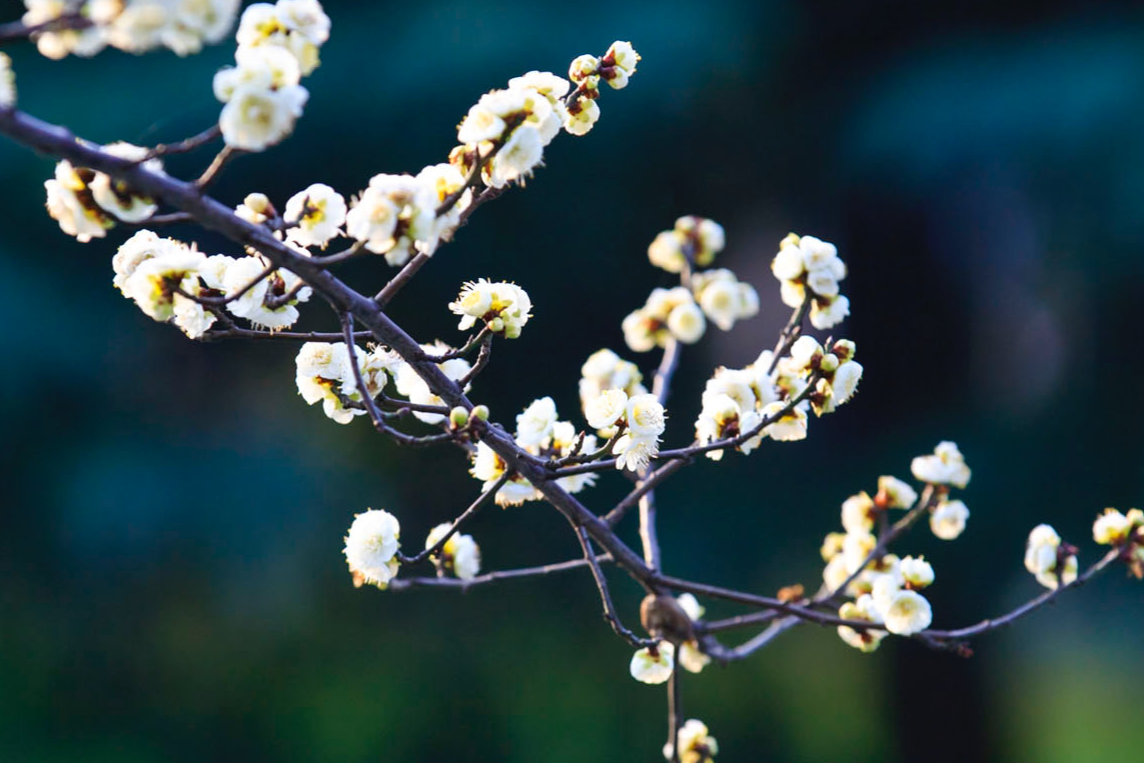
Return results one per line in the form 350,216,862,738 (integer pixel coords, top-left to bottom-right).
625,218,759,350
911,441,972,540
21,0,238,60
470,397,599,505
564,40,639,134
295,341,397,424
45,142,163,241
665,719,719,763
578,349,647,436
770,232,849,330
343,508,401,588
1093,507,1144,577
448,279,532,338
424,524,481,581
0,52,14,106
585,389,667,472
214,1,330,150
112,228,312,335
1024,524,1078,589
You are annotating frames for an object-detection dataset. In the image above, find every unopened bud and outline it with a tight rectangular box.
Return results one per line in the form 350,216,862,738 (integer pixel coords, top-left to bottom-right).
818,353,839,373
832,339,856,361
471,404,490,421
243,192,273,215
488,317,505,333
449,407,469,427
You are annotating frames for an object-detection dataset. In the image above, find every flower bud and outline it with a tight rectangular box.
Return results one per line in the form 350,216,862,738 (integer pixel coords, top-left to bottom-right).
640,593,695,643
449,407,469,428
471,404,490,421
818,353,839,373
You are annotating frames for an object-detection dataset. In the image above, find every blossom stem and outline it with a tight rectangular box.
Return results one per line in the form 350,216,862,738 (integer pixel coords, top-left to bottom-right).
399,473,511,566
387,553,614,591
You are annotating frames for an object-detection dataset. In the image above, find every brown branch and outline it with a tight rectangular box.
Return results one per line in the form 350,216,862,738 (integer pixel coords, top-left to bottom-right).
374,251,430,306
573,525,657,647
143,125,222,160
196,146,241,189
0,13,91,45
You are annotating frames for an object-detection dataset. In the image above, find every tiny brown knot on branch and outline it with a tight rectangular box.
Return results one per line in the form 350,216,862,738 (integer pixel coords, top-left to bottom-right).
640,594,694,644
776,584,805,603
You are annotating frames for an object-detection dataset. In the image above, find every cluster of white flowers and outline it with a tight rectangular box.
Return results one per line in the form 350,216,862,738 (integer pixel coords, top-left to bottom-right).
836,553,935,649
448,279,532,338
214,1,329,150
469,398,599,505
424,523,481,581
647,215,725,273
1093,508,1144,577
44,142,163,241
294,341,397,424
583,389,666,472
1024,524,1078,589
665,719,719,763
345,166,464,266
629,641,674,684
786,335,863,417
623,286,707,350
22,0,238,60
690,269,759,332
392,341,472,424
0,52,15,107
564,41,639,135
343,508,401,588
112,228,312,335
910,441,973,540
578,349,647,435
822,476,918,596
770,232,850,330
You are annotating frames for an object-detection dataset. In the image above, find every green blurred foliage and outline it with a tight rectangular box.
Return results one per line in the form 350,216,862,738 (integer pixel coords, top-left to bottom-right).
2,0,1143,760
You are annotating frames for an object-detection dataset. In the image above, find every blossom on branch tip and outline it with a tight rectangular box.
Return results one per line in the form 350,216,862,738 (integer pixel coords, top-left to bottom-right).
600,40,639,90
911,441,971,489
236,0,330,75
449,279,532,338
666,718,718,763
343,508,401,588
647,216,725,273
876,475,918,510
630,641,674,684
424,523,481,581
283,183,346,248
585,389,628,431
623,287,706,351
930,499,969,540
1024,523,1077,589
1093,507,1141,546
899,556,934,589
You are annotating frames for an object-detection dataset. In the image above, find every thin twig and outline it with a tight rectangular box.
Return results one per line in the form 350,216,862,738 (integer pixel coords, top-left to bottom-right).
374,251,430,306
0,13,90,45
196,146,240,189
573,525,657,648
399,473,510,566
143,125,222,160
387,554,614,592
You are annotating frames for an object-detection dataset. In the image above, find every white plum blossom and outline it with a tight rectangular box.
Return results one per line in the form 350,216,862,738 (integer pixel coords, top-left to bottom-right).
930,499,970,540
236,0,330,75
1092,508,1141,546
449,279,532,338
881,588,933,635
112,229,184,294
911,441,972,489
623,287,706,351
647,216,725,272
425,523,481,581
760,400,808,442
770,232,849,330
691,268,758,331
579,349,647,424
1024,523,1077,589
0,53,15,107
666,718,718,763
899,556,934,589
222,255,311,328
294,341,391,424
343,508,401,588
841,492,876,534
630,642,674,684
837,594,886,652
218,82,308,151
600,40,639,90
877,475,918,510
585,388,628,431
393,341,472,424
44,160,113,242
284,182,346,248
345,173,438,266
515,396,558,447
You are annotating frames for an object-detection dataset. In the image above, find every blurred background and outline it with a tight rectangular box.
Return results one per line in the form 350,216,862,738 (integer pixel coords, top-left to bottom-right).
2,0,1143,760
